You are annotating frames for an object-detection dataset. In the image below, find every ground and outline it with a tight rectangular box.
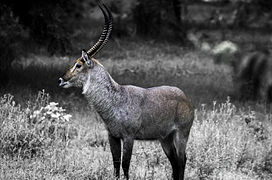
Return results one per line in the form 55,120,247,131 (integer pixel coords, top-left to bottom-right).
0,37,272,179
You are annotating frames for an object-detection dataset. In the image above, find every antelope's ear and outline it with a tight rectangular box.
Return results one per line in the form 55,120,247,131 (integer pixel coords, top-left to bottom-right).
82,49,94,68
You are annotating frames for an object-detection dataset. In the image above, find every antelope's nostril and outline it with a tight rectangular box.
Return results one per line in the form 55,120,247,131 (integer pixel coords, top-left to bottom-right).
58,78,65,87
58,78,62,84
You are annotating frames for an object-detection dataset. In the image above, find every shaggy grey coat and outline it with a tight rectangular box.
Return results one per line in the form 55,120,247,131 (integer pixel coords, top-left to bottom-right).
59,55,194,180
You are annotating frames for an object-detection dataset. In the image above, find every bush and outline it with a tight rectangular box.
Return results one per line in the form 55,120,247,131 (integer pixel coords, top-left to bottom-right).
0,0,86,57
0,4,25,86
132,0,186,40
0,91,73,158
187,98,272,179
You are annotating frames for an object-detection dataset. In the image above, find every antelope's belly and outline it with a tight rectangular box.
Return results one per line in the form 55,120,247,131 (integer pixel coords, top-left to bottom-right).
134,118,176,140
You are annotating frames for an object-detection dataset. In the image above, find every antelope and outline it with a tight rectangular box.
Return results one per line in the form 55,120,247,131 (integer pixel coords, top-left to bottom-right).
212,44,272,102
188,31,272,102
233,50,272,102
58,2,194,180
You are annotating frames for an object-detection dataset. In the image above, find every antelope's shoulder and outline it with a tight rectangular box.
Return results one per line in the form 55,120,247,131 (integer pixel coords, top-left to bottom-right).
147,86,185,97
120,85,146,103
147,86,193,107
121,85,145,95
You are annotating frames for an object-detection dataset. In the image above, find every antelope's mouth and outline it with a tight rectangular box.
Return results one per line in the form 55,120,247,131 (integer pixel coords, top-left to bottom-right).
58,78,69,88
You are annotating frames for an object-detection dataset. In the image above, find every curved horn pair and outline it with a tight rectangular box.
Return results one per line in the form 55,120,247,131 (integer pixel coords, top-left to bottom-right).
87,1,113,58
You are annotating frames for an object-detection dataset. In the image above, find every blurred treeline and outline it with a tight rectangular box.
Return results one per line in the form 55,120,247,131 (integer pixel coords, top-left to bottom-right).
0,0,272,85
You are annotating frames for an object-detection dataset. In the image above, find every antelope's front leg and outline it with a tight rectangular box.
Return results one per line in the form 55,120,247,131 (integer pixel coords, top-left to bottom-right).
122,137,134,180
108,134,121,178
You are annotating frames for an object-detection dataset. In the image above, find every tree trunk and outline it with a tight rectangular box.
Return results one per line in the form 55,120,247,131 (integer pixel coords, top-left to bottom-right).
0,43,14,86
133,0,187,41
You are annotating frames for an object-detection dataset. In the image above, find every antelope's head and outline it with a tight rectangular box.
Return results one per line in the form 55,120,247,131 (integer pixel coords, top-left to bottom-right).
58,2,112,89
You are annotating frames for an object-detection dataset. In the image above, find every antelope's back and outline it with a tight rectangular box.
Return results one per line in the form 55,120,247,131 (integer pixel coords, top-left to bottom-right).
142,86,193,121
146,86,192,106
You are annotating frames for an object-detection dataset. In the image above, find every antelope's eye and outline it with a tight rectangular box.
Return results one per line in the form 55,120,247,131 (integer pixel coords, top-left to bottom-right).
76,64,82,68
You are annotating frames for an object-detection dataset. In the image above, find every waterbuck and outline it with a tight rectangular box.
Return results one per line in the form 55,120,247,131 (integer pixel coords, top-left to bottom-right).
188,31,272,102
213,46,272,102
59,2,194,180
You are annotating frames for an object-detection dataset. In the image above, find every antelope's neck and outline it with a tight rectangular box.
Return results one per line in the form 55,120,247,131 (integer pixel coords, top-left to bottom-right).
83,70,122,121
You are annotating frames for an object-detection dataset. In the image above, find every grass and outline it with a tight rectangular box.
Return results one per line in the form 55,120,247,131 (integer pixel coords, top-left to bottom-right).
0,92,271,179
1,38,272,179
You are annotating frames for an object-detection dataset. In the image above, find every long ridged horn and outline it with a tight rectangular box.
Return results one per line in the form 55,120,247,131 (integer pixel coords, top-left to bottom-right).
87,2,113,58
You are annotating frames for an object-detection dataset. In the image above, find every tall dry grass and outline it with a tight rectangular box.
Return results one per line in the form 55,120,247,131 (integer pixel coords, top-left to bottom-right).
0,92,271,179
0,90,74,158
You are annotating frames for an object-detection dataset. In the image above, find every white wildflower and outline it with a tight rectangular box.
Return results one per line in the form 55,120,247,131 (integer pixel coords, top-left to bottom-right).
30,101,72,124
33,110,41,116
49,102,58,106
51,112,60,119
63,114,72,122
46,111,53,115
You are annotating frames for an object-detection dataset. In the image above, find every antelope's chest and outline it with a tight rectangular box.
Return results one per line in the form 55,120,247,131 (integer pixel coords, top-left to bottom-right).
103,108,142,138
104,119,124,138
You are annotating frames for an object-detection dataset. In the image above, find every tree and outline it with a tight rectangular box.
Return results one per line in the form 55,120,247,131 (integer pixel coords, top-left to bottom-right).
0,4,22,86
0,0,84,86
132,0,187,41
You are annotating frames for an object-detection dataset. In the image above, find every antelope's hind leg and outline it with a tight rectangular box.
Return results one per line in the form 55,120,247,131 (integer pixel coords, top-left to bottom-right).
122,137,134,180
160,130,188,180
108,134,121,178
172,130,188,180
160,131,179,180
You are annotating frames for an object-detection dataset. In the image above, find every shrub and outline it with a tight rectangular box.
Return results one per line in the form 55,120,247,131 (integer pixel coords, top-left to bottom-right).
0,4,25,86
0,91,73,158
187,98,272,179
132,0,186,40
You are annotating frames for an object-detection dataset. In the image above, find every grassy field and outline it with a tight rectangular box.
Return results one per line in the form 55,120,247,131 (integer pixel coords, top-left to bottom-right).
0,38,272,179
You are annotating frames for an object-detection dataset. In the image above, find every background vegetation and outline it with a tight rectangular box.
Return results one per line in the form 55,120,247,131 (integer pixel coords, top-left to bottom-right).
0,0,272,179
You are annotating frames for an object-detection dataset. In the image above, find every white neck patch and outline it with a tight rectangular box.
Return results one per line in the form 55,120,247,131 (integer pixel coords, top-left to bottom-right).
82,73,91,94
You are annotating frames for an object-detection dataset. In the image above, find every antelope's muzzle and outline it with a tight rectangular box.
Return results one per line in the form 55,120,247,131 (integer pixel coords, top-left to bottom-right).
58,77,68,87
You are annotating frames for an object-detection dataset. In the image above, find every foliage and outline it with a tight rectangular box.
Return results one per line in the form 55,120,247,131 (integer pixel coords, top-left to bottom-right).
0,91,73,158
0,0,86,85
132,0,185,40
187,98,272,179
0,5,25,86
1,94,271,179
108,0,137,37
0,0,86,56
